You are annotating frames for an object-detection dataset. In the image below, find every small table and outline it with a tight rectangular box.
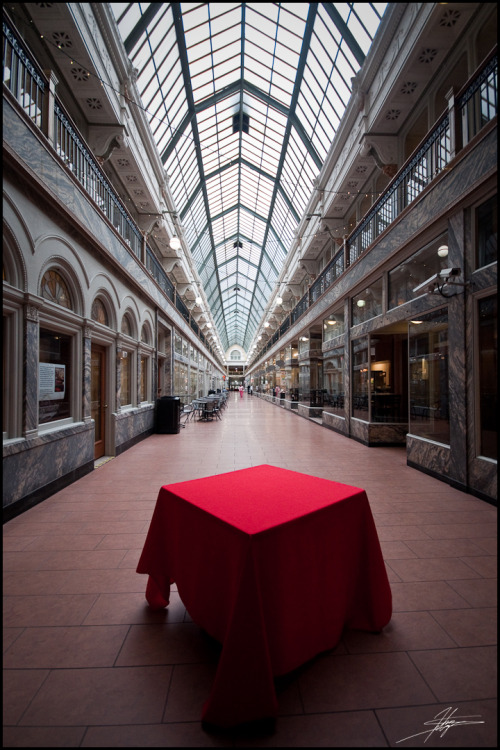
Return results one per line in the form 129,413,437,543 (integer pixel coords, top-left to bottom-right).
137,465,391,727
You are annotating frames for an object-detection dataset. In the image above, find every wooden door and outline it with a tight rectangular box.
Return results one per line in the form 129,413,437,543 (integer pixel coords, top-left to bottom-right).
91,345,106,459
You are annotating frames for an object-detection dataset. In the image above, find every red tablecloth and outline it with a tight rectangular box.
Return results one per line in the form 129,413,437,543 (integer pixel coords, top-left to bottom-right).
137,464,391,726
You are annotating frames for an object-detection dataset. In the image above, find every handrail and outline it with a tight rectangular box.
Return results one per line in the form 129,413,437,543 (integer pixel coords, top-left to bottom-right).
250,52,497,366
2,12,219,361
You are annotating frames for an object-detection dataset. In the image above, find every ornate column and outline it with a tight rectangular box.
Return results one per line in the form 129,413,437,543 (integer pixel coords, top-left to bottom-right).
82,322,92,423
23,298,41,439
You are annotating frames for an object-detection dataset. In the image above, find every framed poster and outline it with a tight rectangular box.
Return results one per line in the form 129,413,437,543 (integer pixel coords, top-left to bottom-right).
39,362,66,401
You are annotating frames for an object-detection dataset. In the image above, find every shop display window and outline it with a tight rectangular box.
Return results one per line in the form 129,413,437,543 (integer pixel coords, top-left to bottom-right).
39,328,72,424
409,309,449,444
174,331,182,355
120,350,132,407
389,235,449,308
352,279,382,324
476,195,497,268
323,310,345,342
477,294,497,459
323,348,344,414
352,337,369,419
140,354,148,402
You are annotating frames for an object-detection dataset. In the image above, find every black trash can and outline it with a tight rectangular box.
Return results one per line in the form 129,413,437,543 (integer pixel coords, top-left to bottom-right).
156,396,181,434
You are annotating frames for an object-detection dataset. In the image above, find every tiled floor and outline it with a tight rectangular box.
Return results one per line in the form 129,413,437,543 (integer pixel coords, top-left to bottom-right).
3,394,497,747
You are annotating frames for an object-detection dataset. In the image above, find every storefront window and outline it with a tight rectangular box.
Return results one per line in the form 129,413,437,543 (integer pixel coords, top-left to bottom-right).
39,328,72,424
120,350,131,407
174,360,188,398
352,278,382,324
352,337,369,419
476,195,497,268
409,309,449,444
323,348,344,414
140,355,148,402
174,332,182,355
477,295,497,459
323,310,345,342
370,334,408,422
389,235,449,308
190,367,197,399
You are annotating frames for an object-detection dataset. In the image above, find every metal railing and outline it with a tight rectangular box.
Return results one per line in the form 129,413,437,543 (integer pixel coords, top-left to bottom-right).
3,12,219,359
251,50,497,364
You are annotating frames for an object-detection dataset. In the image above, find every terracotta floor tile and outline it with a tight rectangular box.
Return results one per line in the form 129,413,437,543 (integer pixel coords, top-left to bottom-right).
376,699,497,747
3,396,496,746
447,578,497,608
115,623,221,667
409,647,497,701
81,722,233,747
19,666,173,726
3,624,129,669
343,611,456,652
390,581,471,612
387,558,482,582
2,726,87,747
82,591,185,625
3,594,98,627
430,608,497,646
3,669,49,725
298,652,435,713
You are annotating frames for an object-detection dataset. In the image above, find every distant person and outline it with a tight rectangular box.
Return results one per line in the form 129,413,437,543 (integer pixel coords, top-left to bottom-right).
250,385,253,396
239,385,244,399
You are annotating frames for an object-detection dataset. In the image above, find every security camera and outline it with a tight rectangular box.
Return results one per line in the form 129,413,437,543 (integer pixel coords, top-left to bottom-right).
438,267,461,279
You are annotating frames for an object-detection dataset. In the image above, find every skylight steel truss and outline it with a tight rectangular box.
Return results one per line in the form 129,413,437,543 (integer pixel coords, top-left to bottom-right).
113,2,387,351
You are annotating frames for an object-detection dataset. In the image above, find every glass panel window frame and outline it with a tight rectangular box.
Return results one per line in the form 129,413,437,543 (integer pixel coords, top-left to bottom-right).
119,347,133,409
323,347,345,415
38,322,80,431
323,309,345,343
408,308,450,445
352,278,383,325
475,292,497,460
388,234,449,309
475,194,497,270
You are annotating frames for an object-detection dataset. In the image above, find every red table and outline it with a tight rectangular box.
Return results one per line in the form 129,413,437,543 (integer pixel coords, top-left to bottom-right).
137,465,391,727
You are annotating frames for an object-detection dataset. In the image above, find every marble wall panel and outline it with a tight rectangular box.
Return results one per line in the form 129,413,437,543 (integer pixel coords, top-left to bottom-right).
406,435,450,479
114,405,155,450
322,412,348,436
3,423,94,507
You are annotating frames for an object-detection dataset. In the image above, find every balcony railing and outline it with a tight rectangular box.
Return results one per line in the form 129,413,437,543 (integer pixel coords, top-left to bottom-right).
3,12,218,360
251,50,497,364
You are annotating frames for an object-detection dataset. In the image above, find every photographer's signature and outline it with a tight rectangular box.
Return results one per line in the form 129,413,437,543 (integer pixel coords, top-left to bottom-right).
397,706,484,743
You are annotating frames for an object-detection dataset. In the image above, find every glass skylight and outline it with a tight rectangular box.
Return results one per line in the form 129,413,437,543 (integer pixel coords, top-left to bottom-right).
112,2,387,350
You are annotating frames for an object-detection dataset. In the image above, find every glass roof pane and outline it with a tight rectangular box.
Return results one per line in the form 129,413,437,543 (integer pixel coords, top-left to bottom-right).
113,2,387,350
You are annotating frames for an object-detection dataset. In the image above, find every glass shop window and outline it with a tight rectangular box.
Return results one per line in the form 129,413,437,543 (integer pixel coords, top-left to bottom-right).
477,295,497,459
189,368,197,399
409,309,450,444
388,235,449,308
298,335,310,355
174,332,182,355
323,348,344,415
352,279,383,325
120,350,132,407
39,328,72,424
140,355,148,402
370,334,408,423
323,310,345,342
174,361,188,398
476,196,497,269
352,338,369,419
182,337,189,358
